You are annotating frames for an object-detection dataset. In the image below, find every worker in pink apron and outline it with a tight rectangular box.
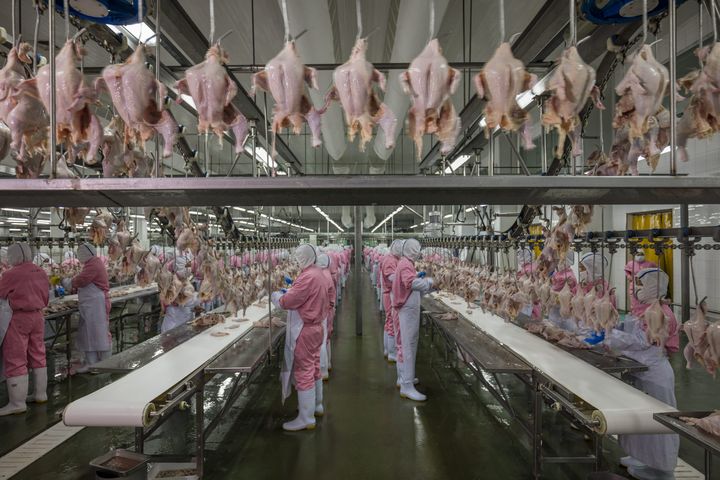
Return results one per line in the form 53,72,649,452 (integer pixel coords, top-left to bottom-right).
624,252,657,312
316,253,336,381
392,239,433,401
271,244,328,431
0,242,50,416
73,243,112,373
602,268,679,479
381,240,403,362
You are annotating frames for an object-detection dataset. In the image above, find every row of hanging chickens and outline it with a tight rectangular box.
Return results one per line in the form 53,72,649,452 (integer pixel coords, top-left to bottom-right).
62,206,298,316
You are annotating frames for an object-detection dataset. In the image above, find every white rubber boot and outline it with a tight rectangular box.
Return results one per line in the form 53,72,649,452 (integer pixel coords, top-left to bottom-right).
0,375,29,416
27,368,48,403
387,334,397,362
399,356,426,401
76,351,98,374
314,379,324,417
620,456,646,469
283,389,316,431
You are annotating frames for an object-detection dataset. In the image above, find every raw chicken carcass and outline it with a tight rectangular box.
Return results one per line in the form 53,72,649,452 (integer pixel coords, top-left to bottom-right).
135,252,161,287
557,282,574,318
475,42,537,149
593,289,619,333
680,412,720,437
683,298,709,369
251,41,323,150
543,47,604,158
400,39,461,157
35,36,102,164
643,300,669,347
95,44,178,157
704,322,720,376
615,45,669,140
175,42,248,154
88,209,114,245
323,37,397,151
0,43,48,159
570,285,586,324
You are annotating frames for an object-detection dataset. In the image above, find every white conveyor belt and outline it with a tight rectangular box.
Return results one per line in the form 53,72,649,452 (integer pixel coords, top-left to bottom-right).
62,299,273,428
432,293,675,435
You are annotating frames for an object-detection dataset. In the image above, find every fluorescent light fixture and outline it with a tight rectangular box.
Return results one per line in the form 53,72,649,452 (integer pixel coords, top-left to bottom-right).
3,208,29,213
371,206,404,233
409,221,430,229
245,145,277,170
444,154,472,174
7,217,27,223
231,207,313,232
34,220,51,225
8,228,21,232
180,94,196,110
129,214,145,219
312,206,345,232
111,22,157,45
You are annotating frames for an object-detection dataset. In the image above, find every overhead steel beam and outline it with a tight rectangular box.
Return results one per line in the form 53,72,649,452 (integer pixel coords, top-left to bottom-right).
0,176,718,208
147,0,302,174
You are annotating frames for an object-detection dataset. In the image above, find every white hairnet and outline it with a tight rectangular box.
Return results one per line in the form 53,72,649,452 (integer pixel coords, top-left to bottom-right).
0,247,7,263
636,268,669,303
580,252,608,281
294,244,318,270
316,253,330,269
77,243,96,263
402,238,421,261
516,248,533,267
390,239,404,257
150,245,161,256
34,252,50,265
7,242,32,266
174,255,189,277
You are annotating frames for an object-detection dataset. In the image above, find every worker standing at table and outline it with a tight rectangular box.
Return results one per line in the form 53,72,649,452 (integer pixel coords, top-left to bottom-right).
381,240,403,362
73,243,112,373
392,238,433,402
625,252,657,312
315,252,335,382
161,255,201,333
271,244,327,431
0,242,50,415
600,268,679,480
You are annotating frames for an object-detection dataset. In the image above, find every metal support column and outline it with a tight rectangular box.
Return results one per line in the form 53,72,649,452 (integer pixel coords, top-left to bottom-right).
154,0,161,177
539,99,547,173
268,207,273,355
354,205,362,336
134,427,144,453
195,384,205,478
669,0,678,175
532,374,542,479
488,133,495,177
49,0,57,178
681,204,690,322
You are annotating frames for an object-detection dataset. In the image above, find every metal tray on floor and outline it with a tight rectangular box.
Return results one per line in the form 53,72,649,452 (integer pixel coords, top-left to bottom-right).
90,448,149,477
654,411,720,456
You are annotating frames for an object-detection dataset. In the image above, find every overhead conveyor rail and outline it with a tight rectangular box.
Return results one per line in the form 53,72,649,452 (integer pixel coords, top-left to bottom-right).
0,176,717,207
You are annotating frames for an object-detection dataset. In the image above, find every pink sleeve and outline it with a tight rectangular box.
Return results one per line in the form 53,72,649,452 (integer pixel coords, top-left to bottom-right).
72,262,99,289
0,270,15,298
279,272,312,311
398,262,416,290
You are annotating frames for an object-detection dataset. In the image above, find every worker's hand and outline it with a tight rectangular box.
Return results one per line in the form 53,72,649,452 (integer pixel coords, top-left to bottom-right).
280,288,288,294
583,330,605,346
417,271,427,278
284,276,293,286
271,291,284,307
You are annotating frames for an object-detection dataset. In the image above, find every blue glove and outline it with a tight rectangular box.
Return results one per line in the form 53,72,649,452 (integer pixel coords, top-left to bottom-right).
280,288,288,294
417,271,427,278
55,286,65,297
583,330,605,345
284,276,293,286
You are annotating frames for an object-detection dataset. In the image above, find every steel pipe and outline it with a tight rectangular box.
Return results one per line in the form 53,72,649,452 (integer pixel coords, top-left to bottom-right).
49,0,57,178
354,206,362,336
669,0,678,175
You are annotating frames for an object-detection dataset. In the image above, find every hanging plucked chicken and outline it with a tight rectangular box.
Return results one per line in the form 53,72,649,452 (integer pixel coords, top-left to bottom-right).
400,39,461,158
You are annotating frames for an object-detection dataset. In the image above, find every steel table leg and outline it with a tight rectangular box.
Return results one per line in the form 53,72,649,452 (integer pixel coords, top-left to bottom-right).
705,450,711,480
594,434,603,471
135,427,144,453
196,384,205,478
532,375,542,479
